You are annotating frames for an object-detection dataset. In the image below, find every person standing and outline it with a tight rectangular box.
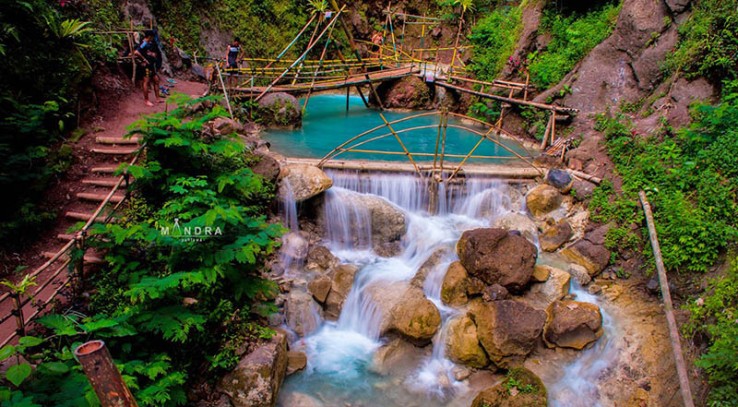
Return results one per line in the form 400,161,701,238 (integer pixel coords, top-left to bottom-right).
224,38,243,87
134,30,162,107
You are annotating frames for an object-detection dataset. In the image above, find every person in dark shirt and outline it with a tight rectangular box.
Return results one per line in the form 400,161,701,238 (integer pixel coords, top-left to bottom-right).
224,37,242,87
134,30,162,107
225,37,242,70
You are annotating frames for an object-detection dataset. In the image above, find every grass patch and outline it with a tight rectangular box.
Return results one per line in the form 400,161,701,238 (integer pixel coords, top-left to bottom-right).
528,2,620,89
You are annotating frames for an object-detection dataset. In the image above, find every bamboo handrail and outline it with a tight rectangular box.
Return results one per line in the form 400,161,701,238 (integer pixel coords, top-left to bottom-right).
639,191,695,407
0,146,142,346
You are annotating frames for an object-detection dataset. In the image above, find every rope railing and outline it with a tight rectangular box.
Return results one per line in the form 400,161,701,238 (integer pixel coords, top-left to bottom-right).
0,147,143,347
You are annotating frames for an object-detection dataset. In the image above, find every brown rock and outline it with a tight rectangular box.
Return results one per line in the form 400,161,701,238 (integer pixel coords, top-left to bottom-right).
446,315,489,368
561,239,610,276
412,247,452,289
308,275,331,303
457,228,537,292
544,300,604,350
531,265,551,283
218,332,288,407
279,164,332,203
492,212,538,244
286,351,307,375
470,300,546,367
525,185,563,218
540,219,573,252
324,265,359,319
471,367,547,407
370,338,418,375
372,76,433,109
522,266,571,310
482,284,509,302
306,245,338,272
285,290,321,337
251,153,281,184
466,277,486,297
441,261,468,306
387,287,441,345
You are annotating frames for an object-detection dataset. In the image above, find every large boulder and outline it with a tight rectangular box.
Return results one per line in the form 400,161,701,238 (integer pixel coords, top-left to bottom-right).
457,228,537,292
386,287,441,345
471,368,547,407
285,290,322,337
280,164,332,203
324,265,360,319
371,76,433,109
492,212,538,245
257,92,301,128
525,185,563,218
539,219,573,252
522,266,571,310
307,275,331,303
441,261,468,306
218,332,288,407
368,283,441,345
470,300,546,368
320,192,407,257
544,300,603,350
446,315,489,368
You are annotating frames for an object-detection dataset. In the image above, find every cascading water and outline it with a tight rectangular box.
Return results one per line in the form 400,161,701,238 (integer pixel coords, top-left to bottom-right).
280,172,520,406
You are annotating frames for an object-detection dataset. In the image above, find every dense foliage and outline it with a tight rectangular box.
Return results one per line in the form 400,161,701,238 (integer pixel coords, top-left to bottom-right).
591,82,738,273
528,2,620,88
151,0,311,58
666,0,738,83
0,97,283,406
685,259,738,407
468,6,522,80
0,0,119,249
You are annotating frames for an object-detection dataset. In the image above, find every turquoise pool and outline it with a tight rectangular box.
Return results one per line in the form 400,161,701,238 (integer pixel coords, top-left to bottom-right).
264,94,532,163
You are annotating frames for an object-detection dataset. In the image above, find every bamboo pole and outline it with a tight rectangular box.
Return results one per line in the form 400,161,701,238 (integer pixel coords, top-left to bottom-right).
215,63,234,118
255,8,344,102
540,113,553,149
638,191,695,407
75,341,138,407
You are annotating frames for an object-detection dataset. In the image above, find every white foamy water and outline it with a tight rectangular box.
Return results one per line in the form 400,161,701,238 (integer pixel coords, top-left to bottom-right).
278,171,615,407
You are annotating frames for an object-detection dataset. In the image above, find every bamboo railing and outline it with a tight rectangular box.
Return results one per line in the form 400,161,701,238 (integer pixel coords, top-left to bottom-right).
0,148,143,347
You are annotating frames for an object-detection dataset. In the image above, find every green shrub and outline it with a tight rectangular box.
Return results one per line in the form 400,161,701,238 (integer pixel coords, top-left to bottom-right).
685,259,738,406
591,84,738,273
468,6,522,80
0,97,284,405
665,0,738,82
528,2,620,88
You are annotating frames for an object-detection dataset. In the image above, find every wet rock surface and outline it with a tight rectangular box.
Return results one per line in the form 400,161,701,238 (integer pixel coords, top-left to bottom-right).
446,315,489,369
218,332,288,407
525,185,563,218
470,299,546,368
471,367,547,407
441,261,469,306
279,164,333,203
457,228,537,292
544,300,604,350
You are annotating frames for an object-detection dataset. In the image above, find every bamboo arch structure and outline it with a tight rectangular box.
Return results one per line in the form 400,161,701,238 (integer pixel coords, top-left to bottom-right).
316,110,543,182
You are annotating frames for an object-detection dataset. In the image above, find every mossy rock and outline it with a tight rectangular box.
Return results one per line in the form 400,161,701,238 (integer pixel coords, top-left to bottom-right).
471,367,547,407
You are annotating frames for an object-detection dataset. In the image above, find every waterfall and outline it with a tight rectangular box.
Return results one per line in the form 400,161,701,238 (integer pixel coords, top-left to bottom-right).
281,170,612,407
547,282,618,406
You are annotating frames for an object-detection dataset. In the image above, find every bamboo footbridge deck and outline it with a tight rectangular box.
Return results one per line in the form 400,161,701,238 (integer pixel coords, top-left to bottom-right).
231,66,420,96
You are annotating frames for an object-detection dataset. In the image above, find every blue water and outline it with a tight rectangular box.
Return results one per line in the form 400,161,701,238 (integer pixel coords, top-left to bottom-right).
264,94,532,163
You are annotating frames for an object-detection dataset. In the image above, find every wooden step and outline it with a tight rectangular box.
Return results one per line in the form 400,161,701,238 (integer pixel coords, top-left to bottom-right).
91,166,121,174
95,136,141,145
65,211,114,222
82,177,123,187
56,234,76,241
43,251,105,264
90,146,138,155
76,192,125,203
